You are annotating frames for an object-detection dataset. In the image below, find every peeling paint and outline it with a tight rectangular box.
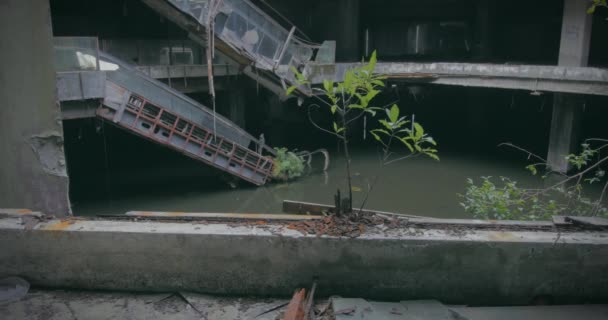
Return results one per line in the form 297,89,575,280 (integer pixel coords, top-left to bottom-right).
27,131,68,177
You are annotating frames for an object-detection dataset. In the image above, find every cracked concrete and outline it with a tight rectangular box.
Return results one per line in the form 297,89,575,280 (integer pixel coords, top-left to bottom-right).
27,131,68,177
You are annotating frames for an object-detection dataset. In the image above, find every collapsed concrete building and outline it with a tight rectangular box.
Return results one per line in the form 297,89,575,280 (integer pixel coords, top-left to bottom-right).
1,0,608,311
2,0,607,215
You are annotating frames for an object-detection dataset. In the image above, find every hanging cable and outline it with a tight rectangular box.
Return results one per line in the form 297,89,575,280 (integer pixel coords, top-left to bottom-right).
206,0,223,140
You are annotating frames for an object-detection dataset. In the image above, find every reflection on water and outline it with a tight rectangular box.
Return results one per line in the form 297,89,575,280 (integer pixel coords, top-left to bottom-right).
74,149,542,218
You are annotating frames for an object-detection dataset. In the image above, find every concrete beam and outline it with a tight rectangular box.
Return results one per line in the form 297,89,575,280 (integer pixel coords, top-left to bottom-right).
304,62,608,96
135,64,240,79
0,0,71,215
56,71,106,101
1,216,607,305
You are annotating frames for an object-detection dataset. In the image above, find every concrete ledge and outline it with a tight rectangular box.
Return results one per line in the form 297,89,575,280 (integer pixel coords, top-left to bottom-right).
1,216,607,305
305,63,608,96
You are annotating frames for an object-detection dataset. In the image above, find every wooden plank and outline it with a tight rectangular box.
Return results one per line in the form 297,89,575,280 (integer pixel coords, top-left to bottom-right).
565,216,608,227
552,216,572,226
125,211,322,221
282,200,428,219
281,201,561,228
283,288,306,320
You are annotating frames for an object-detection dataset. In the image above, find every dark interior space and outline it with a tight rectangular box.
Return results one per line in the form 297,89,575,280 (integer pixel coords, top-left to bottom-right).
49,0,608,215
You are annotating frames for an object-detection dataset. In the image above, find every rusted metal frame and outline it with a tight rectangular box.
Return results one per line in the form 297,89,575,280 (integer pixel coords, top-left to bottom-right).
166,112,180,141
239,150,250,175
146,108,164,141
129,96,148,131
211,137,224,164
182,124,196,149
105,117,263,186
197,130,213,157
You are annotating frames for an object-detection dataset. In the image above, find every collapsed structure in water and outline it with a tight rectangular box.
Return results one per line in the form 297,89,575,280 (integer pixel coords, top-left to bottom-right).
1,0,608,313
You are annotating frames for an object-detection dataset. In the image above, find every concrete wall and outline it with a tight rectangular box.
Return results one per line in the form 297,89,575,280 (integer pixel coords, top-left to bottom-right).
1,217,607,305
0,1,71,215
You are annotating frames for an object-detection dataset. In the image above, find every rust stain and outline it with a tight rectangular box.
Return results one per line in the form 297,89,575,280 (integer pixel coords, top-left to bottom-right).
44,220,76,231
167,212,186,217
17,209,33,214
489,231,517,241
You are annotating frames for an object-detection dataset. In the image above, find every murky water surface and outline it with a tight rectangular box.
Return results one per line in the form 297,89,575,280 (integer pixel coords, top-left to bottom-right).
74,150,542,218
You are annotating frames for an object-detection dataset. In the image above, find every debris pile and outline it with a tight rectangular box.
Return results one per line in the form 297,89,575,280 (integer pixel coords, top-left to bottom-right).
287,213,405,238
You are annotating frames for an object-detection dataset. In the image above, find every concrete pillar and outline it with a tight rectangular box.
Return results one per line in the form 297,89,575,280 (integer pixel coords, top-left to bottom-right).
557,0,593,67
547,0,592,173
336,0,360,62
0,1,71,215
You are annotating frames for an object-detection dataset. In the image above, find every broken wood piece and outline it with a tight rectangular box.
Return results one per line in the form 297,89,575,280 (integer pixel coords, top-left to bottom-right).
283,288,306,320
565,216,608,228
254,302,290,318
282,200,427,219
125,211,322,221
303,281,317,320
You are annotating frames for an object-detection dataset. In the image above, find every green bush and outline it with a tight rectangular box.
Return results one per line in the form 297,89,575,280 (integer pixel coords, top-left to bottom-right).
271,148,305,181
460,176,607,221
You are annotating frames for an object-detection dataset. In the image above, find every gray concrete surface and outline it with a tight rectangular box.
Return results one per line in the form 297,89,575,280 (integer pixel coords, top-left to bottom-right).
0,289,287,320
1,216,607,305
304,62,608,96
546,0,593,173
0,0,71,216
451,305,608,320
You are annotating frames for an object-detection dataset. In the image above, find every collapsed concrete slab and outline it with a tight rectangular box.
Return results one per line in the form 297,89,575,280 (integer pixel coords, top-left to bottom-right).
1,215,607,305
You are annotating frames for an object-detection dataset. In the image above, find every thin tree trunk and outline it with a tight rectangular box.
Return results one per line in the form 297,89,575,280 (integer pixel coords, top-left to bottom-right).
341,113,353,214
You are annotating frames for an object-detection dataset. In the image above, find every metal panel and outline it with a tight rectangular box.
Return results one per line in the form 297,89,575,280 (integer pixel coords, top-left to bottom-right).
56,71,105,101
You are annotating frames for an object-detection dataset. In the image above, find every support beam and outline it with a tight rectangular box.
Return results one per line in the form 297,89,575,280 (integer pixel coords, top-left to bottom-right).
547,0,593,173
0,0,71,215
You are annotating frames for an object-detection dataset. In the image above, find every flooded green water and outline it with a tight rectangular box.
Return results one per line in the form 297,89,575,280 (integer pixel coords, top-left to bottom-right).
74,150,540,218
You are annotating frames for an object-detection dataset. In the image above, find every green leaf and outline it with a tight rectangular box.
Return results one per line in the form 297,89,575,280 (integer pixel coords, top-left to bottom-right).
414,122,424,139
378,119,391,130
333,122,344,133
323,79,333,93
426,153,440,161
286,85,297,96
400,138,414,152
388,104,399,123
366,50,377,72
525,165,537,176
370,130,382,142
331,105,337,114
372,79,385,87
588,6,596,14
348,104,364,109
371,129,390,136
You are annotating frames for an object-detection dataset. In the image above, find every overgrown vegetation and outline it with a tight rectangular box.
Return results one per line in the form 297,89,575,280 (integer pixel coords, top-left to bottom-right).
588,0,608,14
271,148,306,181
461,141,608,221
287,51,438,216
